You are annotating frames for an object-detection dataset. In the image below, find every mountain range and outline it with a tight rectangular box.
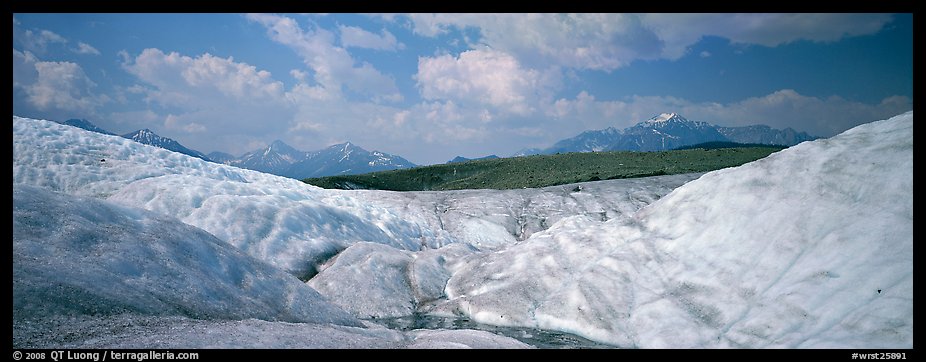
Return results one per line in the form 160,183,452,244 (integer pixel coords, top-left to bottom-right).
55,114,816,178
56,118,416,179
122,128,211,161
61,118,115,136
447,155,500,163
520,113,818,156
218,141,417,180
60,119,211,161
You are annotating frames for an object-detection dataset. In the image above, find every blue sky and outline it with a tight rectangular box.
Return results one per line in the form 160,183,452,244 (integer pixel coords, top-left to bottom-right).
12,13,912,165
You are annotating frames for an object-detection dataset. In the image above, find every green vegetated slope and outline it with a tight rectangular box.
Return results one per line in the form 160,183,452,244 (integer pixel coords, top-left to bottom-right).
303,146,785,191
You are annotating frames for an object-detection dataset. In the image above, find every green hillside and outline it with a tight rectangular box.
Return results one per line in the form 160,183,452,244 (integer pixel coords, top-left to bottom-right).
302,147,784,191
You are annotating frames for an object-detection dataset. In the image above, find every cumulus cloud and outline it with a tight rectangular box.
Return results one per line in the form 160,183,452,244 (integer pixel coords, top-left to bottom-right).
405,13,659,71
115,45,409,157
414,100,488,142
283,87,415,149
164,113,207,133
13,49,107,115
118,48,297,154
19,29,67,54
339,25,403,51
73,41,101,55
123,48,286,102
13,49,39,88
246,13,402,102
416,48,542,116
639,13,895,59
397,13,894,70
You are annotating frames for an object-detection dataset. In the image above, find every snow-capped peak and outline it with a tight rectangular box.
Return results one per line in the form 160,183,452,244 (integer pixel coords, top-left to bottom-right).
124,128,165,145
137,128,159,139
648,112,682,123
265,140,293,156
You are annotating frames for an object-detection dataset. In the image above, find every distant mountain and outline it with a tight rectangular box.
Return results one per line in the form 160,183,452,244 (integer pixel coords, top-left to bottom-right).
210,140,416,179
54,118,214,161
122,129,210,161
230,140,308,175
538,113,818,154
612,113,728,151
673,141,788,150
59,118,114,135
205,151,237,164
716,125,817,146
447,155,500,163
546,127,623,154
511,148,544,157
284,142,416,179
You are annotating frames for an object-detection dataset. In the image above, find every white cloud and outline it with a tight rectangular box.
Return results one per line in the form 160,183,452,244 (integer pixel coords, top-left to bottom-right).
405,14,655,71
416,48,542,116
639,13,895,59
290,69,308,82
13,49,106,115
246,13,402,103
13,49,39,88
415,100,487,143
20,29,68,54
339,25,403,51
164,114,207,133
403,13,460,37
118,48,298,154
392,110,410,127
699,51,711,58
123,48,286,105
73,42,101,55
397,13,894,70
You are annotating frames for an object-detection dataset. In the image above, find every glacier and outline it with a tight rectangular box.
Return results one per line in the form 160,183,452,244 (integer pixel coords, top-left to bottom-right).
12,111,912,348
12,181,530,349
429,112,913,348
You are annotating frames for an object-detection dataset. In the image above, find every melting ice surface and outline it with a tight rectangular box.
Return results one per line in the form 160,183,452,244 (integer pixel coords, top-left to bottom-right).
12,112,912,348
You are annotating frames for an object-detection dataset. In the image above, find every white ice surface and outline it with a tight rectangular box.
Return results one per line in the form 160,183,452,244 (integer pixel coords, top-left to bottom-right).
432,112,913,348
306,177,696,320
13,116,453,279
13,112,912,348
308,242,477,319
13,314,531,349
13,116,692,277
12,184,530,349
13,184,360,326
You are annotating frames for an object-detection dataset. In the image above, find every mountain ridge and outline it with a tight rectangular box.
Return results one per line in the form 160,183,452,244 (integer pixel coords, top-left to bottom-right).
447,155,500,164
217,140,417,179
50,118,415,178
519,113,818,156
121,128,211,161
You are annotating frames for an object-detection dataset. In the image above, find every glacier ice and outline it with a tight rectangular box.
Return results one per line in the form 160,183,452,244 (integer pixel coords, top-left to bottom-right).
13,184,361,326
13,116,450,279
432,112,913,348
12,111,913,348
12,184,531,349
